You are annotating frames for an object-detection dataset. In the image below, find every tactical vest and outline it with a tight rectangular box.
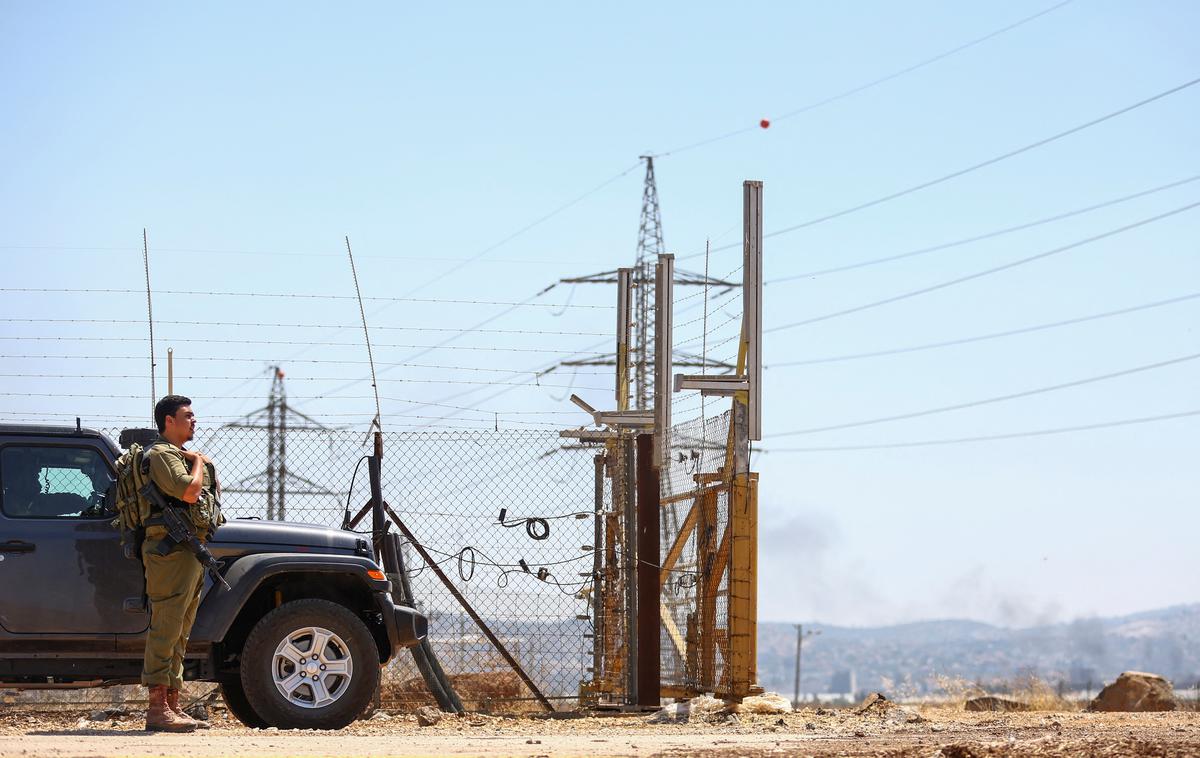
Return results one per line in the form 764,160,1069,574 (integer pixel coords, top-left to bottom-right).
143,443,225,538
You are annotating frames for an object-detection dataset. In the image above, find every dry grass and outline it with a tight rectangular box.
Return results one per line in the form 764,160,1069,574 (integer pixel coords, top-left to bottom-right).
928,674,1079,712
379,670,539,714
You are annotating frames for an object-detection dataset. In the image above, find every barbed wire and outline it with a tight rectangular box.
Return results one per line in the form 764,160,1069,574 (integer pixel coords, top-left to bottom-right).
0,317,607,336
0,347,610,360
0,287,613,308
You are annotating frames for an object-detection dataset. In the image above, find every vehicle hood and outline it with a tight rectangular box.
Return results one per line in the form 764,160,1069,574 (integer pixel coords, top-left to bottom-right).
210,519,366,554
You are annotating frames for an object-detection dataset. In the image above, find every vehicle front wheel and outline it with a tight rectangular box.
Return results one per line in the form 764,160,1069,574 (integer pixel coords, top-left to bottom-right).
240,598,380,730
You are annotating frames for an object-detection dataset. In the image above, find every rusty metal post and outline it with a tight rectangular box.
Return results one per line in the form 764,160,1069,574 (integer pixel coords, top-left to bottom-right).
616,267,633,412
635,433,660,706
728,471,758,697
622,436,638,702
591,453,605,692
369,432,386,553
654,254,674,467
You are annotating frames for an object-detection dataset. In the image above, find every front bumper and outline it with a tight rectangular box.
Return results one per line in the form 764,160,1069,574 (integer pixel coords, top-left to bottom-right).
378,592,427,652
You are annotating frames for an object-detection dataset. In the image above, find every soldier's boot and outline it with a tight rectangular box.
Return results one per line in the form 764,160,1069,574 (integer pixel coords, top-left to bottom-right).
167,688,210,729
145,685,196,732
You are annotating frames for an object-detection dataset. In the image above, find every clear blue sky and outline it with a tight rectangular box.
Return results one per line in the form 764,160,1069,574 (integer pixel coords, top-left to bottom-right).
1,1,1196,628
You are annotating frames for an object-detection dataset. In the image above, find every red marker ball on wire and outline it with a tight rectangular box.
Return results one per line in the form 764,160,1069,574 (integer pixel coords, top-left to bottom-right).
760,119,770,129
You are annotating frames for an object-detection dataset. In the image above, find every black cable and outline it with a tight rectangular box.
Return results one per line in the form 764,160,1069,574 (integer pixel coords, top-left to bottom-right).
340,456,369,530
401,541,594,598
769,351,1200,438
767,292,1200,368
765,200,1200,334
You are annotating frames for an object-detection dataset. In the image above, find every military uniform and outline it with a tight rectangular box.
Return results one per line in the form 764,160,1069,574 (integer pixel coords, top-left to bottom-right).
140,436,218,693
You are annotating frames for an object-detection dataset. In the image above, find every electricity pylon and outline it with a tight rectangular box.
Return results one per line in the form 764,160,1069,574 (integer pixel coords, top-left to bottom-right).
221,367,337,520
559,157,736,404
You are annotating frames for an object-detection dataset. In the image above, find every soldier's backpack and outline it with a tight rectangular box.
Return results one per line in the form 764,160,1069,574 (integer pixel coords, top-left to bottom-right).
112,443,153,560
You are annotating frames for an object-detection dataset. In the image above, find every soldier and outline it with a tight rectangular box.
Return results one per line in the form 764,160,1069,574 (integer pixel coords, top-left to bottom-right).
140,394,221,732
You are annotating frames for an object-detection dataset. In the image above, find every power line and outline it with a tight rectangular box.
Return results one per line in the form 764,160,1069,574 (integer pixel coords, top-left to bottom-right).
395,162,643,300
203,164,637,399
765,174,1200,284
0,406,578,419
0,317,606,336
0,376,615,396
399,331,628,428
768,409,1200,452
695,75,1200,257
765,199,1200,333
0,335,616,354
0,351,608,363
0,287,610,309
295,257,728,413
0,368,611,380
653,0,1075,157
767,292,1200,367
769,351,1200,437
0,244,609,266
0,414,552,431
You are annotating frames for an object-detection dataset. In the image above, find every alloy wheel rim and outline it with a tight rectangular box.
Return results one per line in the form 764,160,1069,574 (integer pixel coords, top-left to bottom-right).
271,626,354,709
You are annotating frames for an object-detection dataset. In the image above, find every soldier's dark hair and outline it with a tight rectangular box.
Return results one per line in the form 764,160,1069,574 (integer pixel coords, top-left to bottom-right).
154,395,193,432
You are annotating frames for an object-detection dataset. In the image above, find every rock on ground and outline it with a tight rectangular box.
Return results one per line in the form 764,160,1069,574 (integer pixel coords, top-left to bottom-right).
855,692,927,724
185,704,209,722
856,692,891,714
415,705,444,726
650,695,726,723
964,696,1030,712
1088,671,1178,712
733,692,791,714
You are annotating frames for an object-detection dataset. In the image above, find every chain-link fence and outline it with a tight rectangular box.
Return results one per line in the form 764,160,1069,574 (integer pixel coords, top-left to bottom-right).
3,424,599,713
659,410,735,696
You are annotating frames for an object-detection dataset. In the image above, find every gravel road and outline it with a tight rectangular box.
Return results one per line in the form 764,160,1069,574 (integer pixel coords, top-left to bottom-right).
0,704,1197,756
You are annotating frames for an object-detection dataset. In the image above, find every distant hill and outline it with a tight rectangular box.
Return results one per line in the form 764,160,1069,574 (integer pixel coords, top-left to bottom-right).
758,604,1200,698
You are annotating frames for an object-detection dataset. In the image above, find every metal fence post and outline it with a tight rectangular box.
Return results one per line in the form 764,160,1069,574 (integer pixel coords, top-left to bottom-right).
623,436,638,703
635,433,661,706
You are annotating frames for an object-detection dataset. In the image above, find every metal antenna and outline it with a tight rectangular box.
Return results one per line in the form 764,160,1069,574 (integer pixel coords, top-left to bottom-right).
345,236,382,435
142,228,156,420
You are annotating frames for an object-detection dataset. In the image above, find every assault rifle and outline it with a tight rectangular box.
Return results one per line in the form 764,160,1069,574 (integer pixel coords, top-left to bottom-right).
139,481,231,592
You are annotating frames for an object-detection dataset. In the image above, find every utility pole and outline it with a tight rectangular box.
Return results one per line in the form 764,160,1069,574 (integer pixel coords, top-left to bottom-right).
794,624,821,706
222,367,337,520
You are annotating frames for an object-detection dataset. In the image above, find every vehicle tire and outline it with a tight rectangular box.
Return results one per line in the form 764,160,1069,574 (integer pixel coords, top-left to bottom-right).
219,675,269,729
239,598,380,730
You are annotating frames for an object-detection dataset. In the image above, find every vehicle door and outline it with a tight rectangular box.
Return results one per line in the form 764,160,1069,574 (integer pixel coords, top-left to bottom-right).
0,440,148,635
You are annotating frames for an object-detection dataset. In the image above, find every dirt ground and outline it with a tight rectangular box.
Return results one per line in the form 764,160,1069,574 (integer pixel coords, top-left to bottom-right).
0,703,1197,757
